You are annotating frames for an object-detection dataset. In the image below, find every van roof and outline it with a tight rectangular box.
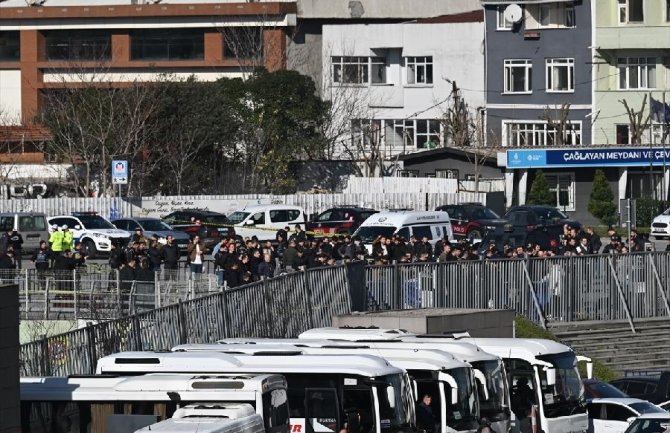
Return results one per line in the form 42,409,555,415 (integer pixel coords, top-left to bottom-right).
97,351,401,377
358,211,450,228
239,205,304,212
137,410,264,433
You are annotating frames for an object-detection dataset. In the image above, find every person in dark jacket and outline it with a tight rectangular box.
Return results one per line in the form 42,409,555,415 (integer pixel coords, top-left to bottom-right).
32,240,50,272
283,240,300,271
8,229,23,268
258,253,275,279
161,235,180,277
147,241,163,272
225,262,241,288
119,259,137,293
0,250,15,270
415,394,436,433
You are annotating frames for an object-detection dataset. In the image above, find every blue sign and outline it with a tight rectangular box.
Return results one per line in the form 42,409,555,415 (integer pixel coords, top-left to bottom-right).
506,148,670,169
112,160,128,184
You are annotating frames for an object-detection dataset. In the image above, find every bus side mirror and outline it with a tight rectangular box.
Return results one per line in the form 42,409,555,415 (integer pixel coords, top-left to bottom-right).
627,417,636,424
386,387,396,409
546,368,557,387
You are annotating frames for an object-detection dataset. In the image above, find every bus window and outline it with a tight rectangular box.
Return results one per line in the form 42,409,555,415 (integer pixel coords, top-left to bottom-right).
263,389,291,433
21,402,85,433
305,388,340,433
343,389,375,433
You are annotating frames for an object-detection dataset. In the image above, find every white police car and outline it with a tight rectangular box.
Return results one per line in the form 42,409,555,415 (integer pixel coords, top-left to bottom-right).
47,213,131,258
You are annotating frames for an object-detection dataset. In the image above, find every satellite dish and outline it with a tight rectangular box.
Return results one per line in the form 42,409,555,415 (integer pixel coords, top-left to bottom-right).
504,3,523,24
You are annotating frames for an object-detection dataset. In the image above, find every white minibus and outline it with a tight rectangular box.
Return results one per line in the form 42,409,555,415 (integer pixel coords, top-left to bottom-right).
134,403,265,433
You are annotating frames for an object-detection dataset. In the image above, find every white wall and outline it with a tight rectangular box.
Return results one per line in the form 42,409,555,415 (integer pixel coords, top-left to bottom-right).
299,0,481,19
0,70,21,125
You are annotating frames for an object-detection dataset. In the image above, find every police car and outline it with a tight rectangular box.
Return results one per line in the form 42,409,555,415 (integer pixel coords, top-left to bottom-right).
47,212,131,258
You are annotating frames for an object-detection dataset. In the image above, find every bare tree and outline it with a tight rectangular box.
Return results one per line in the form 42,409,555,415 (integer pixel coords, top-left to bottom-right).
542,103,572,146
620,95,651,145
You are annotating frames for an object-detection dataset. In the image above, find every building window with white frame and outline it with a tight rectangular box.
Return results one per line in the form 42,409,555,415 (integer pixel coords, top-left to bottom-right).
496,5,514,30
546,58,575,92
618,0,644,24
504,59,533,93
332,56,388,85
666,0,670,22
503,121,582,147
618,57,656,89
545,173,575,211
526,3,576,28
405,56,433,85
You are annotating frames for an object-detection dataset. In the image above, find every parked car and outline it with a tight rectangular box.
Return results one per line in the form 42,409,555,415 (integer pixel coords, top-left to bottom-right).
226,205,306,241
0,212,49,253
162,209,230,239
305,207,378,236
477,224,561,256
587,398,666,433
651,208,670,240
611,372,670,404
584,379,629,401
434,203,506,240
504,205,582,232
111,217,191,251
47,212,131,258
623,413,670,433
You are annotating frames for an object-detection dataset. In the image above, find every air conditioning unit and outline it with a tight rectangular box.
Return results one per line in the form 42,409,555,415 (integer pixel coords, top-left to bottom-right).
25,0,46,6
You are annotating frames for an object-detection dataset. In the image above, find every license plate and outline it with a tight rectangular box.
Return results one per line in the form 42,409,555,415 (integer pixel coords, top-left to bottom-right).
178,244,187,248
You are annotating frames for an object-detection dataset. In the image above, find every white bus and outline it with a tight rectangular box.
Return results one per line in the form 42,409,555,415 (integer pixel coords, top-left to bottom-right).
174,343,480,433
96,351,416,433
20,373,289,433
403,335,591,433
134,403,266,433
294,329,512,433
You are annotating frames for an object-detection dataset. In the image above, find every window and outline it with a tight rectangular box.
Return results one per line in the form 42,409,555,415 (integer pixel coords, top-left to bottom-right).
546,58,575,92
0,32,19,61
405,57,433,84
503,121,582,147
380,119,440,149
616,124,630,144
416,120,441,149
305,388,340,433
545,173,575,211
412,225,433,240
332,56,387,85
223,27,262,59
269,209,301,223
496,6,514,30
618,57,656,89
605,404,635,422
19,215,46,231
44,30,111,61
667,0,670,21
251,212,266,225
262,389,290,433
527,4,576,28
130,29,204,60
504,60,532,93
619,0,644,24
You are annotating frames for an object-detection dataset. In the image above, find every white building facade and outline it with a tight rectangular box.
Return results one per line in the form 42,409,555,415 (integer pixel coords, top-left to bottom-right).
321,16,486,165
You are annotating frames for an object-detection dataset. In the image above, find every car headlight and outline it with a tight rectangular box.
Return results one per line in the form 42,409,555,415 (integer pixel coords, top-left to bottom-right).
485,226,496,231
91,233,108,239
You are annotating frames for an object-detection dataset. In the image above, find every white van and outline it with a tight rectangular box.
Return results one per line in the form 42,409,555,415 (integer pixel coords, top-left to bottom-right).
353,211,454,252
135,404,266,433
226,205,306,241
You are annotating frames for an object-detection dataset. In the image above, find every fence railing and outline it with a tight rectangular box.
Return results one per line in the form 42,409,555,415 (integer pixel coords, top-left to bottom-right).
19,264,352,376
364,252,670,331
15,268,219,320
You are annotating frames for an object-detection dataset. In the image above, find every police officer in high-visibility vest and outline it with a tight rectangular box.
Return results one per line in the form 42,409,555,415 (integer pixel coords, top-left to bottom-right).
61,225,74,252
48,224,63,267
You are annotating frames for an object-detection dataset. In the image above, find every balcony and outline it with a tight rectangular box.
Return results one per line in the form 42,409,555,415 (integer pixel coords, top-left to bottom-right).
597,26,670,50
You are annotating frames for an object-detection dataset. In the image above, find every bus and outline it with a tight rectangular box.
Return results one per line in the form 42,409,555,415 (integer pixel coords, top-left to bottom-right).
174,343,480,433
134,403,266,433
96,351,416,433
404,335,591,433
293,329,512,433
20,373,289,433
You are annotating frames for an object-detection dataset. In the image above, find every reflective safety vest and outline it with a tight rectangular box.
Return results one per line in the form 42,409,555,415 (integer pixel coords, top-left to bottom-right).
62,231,74,252
49,230,64,252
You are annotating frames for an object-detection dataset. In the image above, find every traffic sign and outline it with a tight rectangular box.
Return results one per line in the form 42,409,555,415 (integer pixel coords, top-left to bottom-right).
112,160,128,185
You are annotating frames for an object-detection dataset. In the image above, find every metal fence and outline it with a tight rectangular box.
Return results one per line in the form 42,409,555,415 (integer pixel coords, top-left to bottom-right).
16,267,219,320
19,264,352,376
364,252,670,332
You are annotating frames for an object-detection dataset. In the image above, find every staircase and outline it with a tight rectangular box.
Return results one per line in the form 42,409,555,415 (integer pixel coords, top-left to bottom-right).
550,318,670,374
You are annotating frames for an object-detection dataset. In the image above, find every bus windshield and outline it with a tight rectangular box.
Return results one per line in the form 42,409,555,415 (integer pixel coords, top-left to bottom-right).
447,367,479,431
537,352,586,418
472,360,510,422
355,226,397,243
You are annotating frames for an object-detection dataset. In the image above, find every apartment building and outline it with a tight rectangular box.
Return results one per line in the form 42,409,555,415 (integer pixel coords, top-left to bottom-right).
592,0,670,200
0,0,297,126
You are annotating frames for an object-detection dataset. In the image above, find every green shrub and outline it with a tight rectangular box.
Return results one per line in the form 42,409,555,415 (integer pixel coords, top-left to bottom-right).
588,169,617,226
527,170,554,206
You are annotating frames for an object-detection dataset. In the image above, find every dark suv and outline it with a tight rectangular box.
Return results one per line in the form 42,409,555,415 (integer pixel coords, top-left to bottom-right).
162,209,230,241
435,203,506,240
504,205,581,232
306,207,378,236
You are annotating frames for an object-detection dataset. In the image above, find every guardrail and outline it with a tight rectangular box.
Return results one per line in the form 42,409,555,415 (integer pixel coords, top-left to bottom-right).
364,252,670,331
20,264,352,376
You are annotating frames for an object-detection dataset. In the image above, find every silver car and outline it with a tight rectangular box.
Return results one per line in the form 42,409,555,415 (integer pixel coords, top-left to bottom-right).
112,218,191,251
